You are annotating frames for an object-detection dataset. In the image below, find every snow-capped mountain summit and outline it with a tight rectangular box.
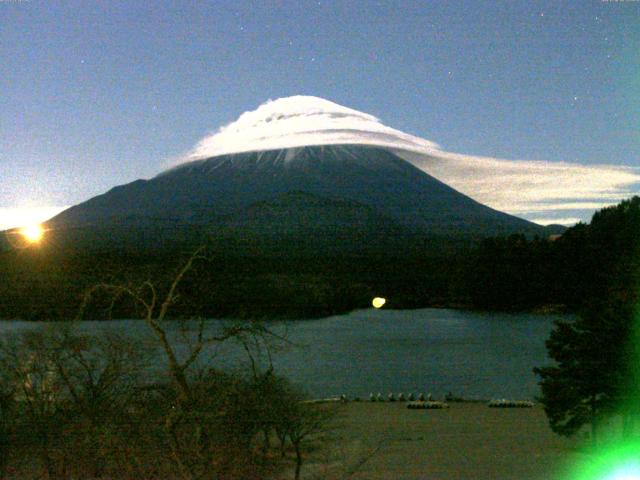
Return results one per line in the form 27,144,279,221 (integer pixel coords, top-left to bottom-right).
180,95,442,163
47,96,551,250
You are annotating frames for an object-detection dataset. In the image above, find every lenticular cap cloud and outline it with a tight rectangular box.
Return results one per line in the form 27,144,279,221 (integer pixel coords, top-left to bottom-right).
180,95,640,225
185,95,442,160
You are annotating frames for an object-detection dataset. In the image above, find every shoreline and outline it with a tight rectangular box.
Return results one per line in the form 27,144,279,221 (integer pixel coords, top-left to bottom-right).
300,402,579,480
0,302,571,323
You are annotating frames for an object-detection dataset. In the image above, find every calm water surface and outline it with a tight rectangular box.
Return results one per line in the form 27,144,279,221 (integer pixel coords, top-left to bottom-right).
0,308,565,400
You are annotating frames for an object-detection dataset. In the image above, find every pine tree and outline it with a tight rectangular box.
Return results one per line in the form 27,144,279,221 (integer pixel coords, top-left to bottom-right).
534,299,635,442
534,196,640,442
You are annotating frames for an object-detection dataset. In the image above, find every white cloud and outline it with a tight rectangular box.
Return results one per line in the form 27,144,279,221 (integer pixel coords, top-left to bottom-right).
0,206,68,230
396,151,640,222
528,217,582,226
173,96,640,223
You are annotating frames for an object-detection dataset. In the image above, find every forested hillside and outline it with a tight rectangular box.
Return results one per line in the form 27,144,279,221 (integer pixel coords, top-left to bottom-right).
0,197,637,321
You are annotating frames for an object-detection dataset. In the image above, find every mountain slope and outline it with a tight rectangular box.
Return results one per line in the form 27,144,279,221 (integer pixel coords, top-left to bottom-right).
50,145,544,245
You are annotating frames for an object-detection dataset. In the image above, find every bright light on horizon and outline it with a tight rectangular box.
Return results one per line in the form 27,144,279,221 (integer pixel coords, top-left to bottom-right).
0,206,67,231
20,224,44,243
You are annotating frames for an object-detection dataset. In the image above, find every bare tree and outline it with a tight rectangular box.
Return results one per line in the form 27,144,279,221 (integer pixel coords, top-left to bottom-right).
0,329,69,478
0,248,347,480
0,325,150,479
289,405,337,480
52,327,149,477
78,248,279,479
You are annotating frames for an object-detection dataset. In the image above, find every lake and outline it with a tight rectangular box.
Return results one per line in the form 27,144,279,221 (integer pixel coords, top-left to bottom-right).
0,308,565,400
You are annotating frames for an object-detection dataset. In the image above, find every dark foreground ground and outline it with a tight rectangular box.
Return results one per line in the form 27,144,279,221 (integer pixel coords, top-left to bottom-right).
294,402,581,480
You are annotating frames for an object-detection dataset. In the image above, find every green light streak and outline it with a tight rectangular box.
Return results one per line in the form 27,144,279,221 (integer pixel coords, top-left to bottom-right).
563,290,640,479
564,439,640,480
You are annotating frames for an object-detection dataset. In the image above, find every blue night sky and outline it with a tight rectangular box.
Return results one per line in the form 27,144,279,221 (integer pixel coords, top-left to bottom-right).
1,0,639,228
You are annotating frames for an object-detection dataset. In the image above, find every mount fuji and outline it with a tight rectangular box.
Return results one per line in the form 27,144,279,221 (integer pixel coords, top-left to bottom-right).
45,96,551,251
1,96,566,319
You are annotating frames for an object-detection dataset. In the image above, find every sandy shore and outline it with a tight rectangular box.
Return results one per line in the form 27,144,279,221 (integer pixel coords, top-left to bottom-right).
301,402,581,480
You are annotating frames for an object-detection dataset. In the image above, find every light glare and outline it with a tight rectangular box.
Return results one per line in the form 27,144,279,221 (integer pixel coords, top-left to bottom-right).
602,462,640,480
372,297,386,309
20,224,44,243
565,440,640,480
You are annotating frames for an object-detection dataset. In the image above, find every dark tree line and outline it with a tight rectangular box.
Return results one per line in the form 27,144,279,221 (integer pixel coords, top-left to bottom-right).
2,197,639,320
469,196,640,313
468,234,558,310
533,197,640,442
0,236,470,320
